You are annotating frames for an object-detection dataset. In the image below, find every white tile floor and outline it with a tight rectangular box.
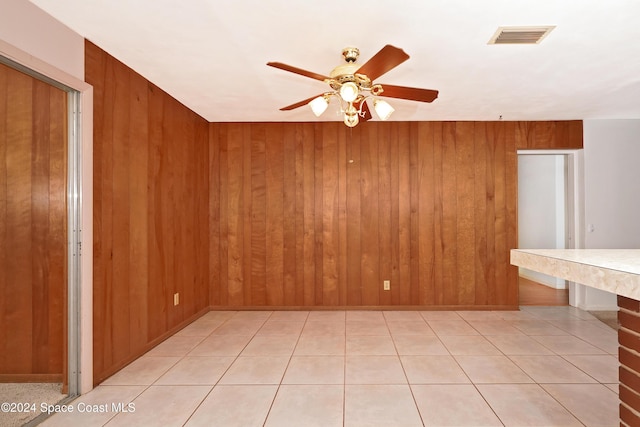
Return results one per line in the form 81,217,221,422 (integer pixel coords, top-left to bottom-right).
40,306,620,426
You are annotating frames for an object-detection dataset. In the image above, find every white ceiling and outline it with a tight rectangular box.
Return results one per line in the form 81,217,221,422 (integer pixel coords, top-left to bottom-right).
30,0,640,123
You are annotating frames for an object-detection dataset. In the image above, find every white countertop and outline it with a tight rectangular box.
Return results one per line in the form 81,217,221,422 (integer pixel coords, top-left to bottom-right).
511,249,640,300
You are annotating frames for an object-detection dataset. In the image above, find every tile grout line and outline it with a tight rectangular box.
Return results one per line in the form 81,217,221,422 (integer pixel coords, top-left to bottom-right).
183,310,268,426
261,310,309,427
477,309,603,426
44,307,619,427
102,312,237,425
385,311,427,427
175,310,255,426
441,314,508,425
178,313,239,425
343,312,347,427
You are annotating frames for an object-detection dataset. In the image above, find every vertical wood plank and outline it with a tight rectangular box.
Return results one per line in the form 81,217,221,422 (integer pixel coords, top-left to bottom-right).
5,69,34,373
337,125,348,306
242,124,253,306
397,123,412,305
431,122,444,305
0,64,7,372
266,124,285,305
322,124,339,306
388,123,402,304
111,60,131,359
166,100,183,327
378,123,392,305
86,44,107,377
47,83,67,376
195,119,210,313
302,124,316,305
31,79,51,373
417,122,435,305
314,125,324,305
485,123,497,304
294,124,307,305
360,124,380,305
250,124,266,305
169,101,193,325
209,124,221,306
346,127,362,305
218,124,230,306
409,123,420,305
282,125,297,305
493,122,508,305
147,82,167,340
473,122,488,305
505,122,519,306
441,122,458,305
226,124,245,306
455,122,476,305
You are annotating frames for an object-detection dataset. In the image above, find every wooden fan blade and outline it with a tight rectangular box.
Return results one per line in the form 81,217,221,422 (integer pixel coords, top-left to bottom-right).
267,62,330,82
356,45,410,81
356,99,372,121
378,84,439,103
280,94,325,111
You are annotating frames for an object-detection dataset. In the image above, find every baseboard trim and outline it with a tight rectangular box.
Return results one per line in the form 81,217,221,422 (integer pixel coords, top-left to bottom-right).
208,305,520,311
93,306,210,386
519,271,566,289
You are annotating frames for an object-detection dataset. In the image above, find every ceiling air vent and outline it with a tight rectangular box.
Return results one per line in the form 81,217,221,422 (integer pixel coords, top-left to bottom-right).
488,26,555,45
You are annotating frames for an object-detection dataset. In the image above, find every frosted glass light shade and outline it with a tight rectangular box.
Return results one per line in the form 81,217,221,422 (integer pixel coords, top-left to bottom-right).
309,96,329,117
339,82,359,103
374,99,394,121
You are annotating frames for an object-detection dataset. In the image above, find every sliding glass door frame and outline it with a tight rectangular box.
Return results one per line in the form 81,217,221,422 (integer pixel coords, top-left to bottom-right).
0,40,93,395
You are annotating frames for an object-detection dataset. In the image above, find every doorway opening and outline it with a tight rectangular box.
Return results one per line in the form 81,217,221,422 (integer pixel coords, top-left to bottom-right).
517,150,584,306
0,51,84,425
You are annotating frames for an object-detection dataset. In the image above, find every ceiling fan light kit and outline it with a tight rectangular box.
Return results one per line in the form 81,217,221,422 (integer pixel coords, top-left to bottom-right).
267,45,439,127
309,95,330,117
373,99,395,121
339,81,359,103
343,104,360,127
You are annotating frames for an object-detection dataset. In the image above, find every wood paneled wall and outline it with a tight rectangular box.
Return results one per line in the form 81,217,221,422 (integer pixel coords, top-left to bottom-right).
86,41,210,385
0,62,67,381
209,121,582,309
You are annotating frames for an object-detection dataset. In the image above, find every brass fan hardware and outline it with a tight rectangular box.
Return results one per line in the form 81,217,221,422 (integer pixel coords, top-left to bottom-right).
267,45,439,127
342,47,360,63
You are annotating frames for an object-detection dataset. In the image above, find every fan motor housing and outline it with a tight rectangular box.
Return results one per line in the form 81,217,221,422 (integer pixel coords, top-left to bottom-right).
329,64,372,90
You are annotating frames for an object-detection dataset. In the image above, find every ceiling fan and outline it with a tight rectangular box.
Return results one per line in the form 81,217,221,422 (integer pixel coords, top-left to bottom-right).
267,45,439,127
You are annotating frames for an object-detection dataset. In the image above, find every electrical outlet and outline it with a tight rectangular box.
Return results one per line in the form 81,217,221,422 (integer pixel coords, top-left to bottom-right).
383,280,391,291
173,293,179,306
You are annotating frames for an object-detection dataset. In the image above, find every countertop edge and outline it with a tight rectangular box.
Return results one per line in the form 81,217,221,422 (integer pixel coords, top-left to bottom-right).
511,249,640,301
